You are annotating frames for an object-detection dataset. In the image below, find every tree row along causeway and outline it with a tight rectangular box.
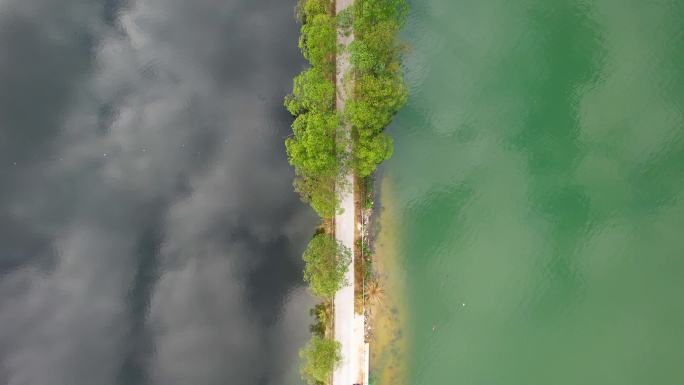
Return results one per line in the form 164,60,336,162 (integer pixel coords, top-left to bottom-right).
284,0,407,383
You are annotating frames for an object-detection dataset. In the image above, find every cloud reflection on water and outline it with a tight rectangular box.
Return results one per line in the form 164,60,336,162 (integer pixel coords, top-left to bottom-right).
0,1,314,384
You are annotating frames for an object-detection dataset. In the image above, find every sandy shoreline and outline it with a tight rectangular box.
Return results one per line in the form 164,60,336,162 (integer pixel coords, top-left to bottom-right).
367,176,408,385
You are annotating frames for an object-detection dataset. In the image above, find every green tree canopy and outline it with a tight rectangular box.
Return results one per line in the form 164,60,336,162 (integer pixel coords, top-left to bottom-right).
285,111,338,177
284,67,334,115
349,20,401,74
299,14,336,73
302,234,351,298
353,0,407,38
299,0,332,21
346,90,401,175
345,73,407,136
288,0,407,213
353,131,393,177
293,173,338,218
300,336,341,385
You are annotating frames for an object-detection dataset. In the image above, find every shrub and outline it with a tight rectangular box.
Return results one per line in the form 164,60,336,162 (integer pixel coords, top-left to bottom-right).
293,174,338,218
302,234,352,298
300,336,341,385
309,302,332,337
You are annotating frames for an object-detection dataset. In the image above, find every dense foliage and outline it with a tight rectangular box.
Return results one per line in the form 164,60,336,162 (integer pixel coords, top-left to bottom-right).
288,1,407,383
286,112,338,177
347,0,408,177
288,0,408,208
293,174,338,219
284,68,334,115
302,234,352,298
286,0,342,218
300,336,341,385
298,0,333,22
300,14,336,74
287,7,343,379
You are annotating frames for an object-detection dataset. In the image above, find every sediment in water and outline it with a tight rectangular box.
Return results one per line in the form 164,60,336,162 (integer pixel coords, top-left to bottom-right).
368,175,408,385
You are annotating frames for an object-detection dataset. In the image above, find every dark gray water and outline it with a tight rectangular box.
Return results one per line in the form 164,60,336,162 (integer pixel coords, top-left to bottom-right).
0,1,314,384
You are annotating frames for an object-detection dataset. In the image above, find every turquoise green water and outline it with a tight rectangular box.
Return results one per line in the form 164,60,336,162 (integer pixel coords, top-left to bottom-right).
382,1,684,384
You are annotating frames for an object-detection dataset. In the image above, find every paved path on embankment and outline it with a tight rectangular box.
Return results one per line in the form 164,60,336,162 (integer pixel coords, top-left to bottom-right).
332,0,366,385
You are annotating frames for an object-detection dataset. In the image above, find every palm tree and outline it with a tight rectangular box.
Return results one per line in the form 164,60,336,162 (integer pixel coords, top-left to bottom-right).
364,275,385,306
